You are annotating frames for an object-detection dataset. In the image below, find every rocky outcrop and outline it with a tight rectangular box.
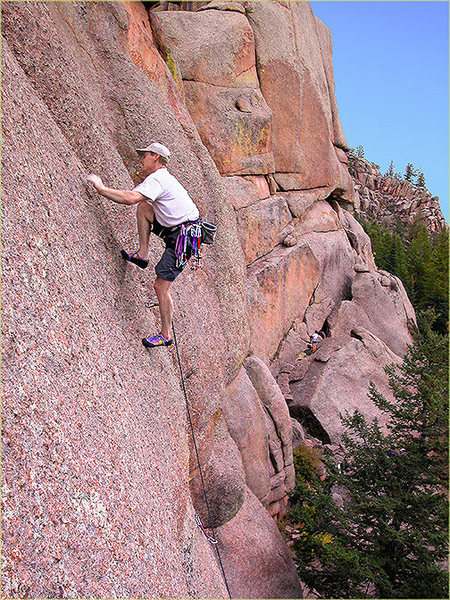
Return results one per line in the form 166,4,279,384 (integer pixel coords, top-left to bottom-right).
2,2,418,598
349,151,447,234
287,329,400,444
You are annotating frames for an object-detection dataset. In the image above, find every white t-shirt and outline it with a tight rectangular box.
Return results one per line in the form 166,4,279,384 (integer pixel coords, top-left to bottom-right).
312,333,320,343
133,167,200,227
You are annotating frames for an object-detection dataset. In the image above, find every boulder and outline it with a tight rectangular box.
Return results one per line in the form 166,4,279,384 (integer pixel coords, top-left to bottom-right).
244,1,352,195
242,175,271,200
297,230,356,307
158,9,258,88
223,175,264,210
289,329,400,443
304,297,335,335
328,270,415,356
282,232,298,247
247,243,320,358
271,327,310,380
284,188,330,218
216,488,304,599
244,356,293,475
291,418,306,448
296,200,341,236
313,16,348,150
340,208,376,270
190,411,246,528
182,81,274,175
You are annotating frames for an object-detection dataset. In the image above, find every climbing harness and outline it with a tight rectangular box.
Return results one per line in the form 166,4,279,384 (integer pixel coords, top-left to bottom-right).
172,320,232,599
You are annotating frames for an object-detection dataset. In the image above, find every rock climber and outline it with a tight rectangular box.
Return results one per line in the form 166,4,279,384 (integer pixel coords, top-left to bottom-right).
87,142,201,348
311,330,321,352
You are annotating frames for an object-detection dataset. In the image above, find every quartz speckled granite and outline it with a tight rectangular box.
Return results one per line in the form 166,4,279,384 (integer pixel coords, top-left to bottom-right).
2,2,417,598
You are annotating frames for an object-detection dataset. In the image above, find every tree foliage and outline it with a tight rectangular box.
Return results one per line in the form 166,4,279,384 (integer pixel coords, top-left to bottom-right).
385,160,395,177
358,217,449,334
404,163,417,182
288,314,449,598
416,169,426,187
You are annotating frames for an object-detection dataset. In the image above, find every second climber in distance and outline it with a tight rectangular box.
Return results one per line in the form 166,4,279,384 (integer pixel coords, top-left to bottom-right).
87,142,201,348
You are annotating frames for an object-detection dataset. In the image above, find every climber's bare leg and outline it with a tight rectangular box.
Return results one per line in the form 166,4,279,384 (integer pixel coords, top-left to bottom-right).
154,276,174,340
136,201,154,261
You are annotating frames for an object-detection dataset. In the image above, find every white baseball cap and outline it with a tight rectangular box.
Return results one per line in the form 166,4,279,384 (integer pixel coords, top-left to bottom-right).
136,142,171,159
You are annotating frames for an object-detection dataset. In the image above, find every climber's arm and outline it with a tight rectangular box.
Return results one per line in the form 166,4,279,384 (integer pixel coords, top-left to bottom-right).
87,174,146,206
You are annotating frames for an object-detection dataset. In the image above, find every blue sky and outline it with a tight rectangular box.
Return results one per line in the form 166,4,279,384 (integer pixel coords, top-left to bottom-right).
311,1,449,222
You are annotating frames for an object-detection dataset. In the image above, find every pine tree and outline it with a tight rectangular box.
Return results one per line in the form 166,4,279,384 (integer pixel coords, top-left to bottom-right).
357,145,365,158
386,231,408,285
428,229,449,333
404,163,416,182
385,160,395,177
406,220,433,307
359,217,394,272
288,314,449,599
416,169,426,187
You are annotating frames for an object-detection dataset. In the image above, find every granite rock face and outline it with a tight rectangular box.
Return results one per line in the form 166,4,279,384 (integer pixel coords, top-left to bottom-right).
158,8,274,176
2,1,417,598
160,0,354,200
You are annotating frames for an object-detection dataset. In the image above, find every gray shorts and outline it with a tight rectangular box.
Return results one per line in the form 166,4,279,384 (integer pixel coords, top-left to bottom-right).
155,246,186,282
152,220,190,282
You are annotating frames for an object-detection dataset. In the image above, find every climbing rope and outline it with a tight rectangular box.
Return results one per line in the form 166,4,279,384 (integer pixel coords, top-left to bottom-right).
172,320,232,599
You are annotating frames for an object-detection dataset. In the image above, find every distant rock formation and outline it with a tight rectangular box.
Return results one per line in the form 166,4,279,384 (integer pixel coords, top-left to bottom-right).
348,151,447,234
2,2,419,598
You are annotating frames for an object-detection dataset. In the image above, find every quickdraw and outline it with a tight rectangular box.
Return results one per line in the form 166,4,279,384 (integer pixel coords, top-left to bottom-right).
174,221,202,270
194,512,218,544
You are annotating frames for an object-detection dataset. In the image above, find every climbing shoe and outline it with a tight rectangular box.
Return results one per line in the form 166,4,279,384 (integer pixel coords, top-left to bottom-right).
121,249,149,269
142,333,173,348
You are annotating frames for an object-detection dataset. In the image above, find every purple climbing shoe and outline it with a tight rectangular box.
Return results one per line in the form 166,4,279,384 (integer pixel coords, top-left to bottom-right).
142,333,173,348
121,249,149,269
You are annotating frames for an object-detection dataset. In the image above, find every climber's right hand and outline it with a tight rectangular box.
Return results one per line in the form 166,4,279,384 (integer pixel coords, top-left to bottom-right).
87,174,103,191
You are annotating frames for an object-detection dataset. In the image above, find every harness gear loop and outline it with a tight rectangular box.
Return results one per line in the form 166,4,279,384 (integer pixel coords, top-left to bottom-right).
174,221,203,270
172,320,232,599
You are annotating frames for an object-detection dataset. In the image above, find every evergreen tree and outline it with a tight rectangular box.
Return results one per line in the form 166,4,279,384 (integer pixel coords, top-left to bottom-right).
357,145,365,158
359,215,448,334
406,221,433,308
385,160,395,177
428,229,449,333
386,231,408,285
404,163,416,182
358,217,395,273
288,314,449,599
416,169,426,187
